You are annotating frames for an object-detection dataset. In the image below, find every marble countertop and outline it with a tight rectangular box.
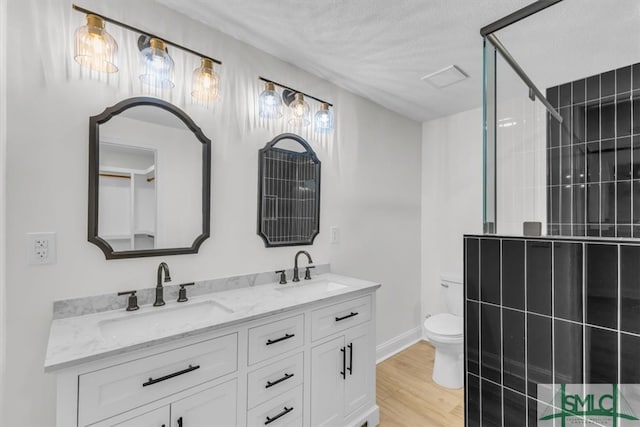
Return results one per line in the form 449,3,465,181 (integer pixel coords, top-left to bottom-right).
44,273,380,372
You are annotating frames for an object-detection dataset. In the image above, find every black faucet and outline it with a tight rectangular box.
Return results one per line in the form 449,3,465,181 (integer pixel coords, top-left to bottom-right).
293,250,313,282
154,262,172,306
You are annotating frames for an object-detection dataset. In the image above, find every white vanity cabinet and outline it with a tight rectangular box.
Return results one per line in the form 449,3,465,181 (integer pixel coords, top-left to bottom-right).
170,380,238,427
98,406,170,427
50,285,379,427
78,333,238,425
92,380,237,427
310,296,374,427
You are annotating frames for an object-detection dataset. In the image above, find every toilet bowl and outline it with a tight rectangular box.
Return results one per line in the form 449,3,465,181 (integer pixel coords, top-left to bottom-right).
424,276,464,389
424,313,463,388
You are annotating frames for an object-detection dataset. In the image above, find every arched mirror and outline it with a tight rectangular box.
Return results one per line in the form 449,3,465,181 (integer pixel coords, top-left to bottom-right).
257,133,321,247
88,97,211,259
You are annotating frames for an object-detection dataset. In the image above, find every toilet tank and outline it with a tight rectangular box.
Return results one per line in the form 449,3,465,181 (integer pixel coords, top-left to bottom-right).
441,275,463,316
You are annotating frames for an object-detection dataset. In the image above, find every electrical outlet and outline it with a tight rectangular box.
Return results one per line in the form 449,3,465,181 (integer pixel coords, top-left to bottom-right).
27,232,56,265
330,226,340,244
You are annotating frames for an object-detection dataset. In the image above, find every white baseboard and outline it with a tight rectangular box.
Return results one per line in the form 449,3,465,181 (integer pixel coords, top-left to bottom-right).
375,325,423,364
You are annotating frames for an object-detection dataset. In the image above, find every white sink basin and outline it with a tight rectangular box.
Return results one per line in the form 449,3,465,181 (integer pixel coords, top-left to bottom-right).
99,300,233,343
276,281,348,296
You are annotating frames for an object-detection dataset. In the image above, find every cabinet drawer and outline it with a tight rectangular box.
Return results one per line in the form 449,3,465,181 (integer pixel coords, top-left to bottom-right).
78,333,237,426
247,385,303,427
247,352,303,409
248,315,303,365
311,295,371,341
91,405,170,427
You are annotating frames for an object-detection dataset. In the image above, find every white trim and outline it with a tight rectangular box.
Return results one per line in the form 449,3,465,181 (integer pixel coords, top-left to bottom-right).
375,325,423,364
345,404,379,427
0,0,7,420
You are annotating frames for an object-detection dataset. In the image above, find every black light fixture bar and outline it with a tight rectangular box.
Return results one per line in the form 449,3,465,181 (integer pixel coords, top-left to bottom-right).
258,76,332,107
71,4,222,65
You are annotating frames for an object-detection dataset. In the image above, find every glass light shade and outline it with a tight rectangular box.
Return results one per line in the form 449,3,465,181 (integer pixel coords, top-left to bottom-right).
288,93,311,127
74,14,118,73
139,38,175,89
191,58,220,102
314,103,334,133
258,82,283,119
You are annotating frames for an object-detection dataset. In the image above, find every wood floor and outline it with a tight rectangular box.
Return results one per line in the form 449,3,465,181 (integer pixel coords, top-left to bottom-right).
377,340,464,427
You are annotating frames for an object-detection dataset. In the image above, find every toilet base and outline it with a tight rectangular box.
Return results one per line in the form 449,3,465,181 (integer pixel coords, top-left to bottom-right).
431,345,463,389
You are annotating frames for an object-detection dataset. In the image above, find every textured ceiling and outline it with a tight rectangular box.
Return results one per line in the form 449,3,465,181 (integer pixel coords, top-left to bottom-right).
154,0,639,122
155,0,533,122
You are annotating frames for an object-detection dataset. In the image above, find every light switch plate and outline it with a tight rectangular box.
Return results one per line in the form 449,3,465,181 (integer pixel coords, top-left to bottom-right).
330,226,340,244
26,232,57,265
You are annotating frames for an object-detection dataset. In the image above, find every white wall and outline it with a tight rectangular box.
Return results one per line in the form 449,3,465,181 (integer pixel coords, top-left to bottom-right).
0,0,7,421
4,0,422,425
421,108,483,321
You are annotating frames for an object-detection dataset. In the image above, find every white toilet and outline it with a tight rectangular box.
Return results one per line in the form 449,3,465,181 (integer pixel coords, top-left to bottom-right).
423,275,464,389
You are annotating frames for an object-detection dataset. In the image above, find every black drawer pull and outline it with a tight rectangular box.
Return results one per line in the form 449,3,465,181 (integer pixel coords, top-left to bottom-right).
340,346,346,379
265,406,294,425
335,312,358,322
348,342,353,375
266,333,295,345
142,365,200,387
177,418,182,427
265,372,294,389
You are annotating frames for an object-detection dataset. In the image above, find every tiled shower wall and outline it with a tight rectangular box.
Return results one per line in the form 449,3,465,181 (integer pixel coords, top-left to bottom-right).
464,235,640,426
546,63,640,237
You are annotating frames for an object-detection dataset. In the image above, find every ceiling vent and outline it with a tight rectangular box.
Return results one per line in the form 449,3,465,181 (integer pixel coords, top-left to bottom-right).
421,65,468,88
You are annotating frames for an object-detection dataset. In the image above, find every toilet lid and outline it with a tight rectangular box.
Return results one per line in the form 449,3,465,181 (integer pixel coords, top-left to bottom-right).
424,313,463,337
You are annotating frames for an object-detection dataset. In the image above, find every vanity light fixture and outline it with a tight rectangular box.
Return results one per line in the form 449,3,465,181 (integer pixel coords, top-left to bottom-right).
258,81,283,119
288,93,311,128
257,77,334,133
191,57,220,102
74,14,118,73
314,103,334,134
139,37,175,89
71,4,223,97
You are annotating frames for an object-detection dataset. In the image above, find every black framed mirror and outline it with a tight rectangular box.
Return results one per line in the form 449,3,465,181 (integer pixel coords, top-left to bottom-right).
88,97,211,259
257,133,320,247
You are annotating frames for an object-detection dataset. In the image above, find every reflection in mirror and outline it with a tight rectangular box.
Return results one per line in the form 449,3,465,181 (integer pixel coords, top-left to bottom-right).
258,133,320,247
89,97,211,259
99,144,156,251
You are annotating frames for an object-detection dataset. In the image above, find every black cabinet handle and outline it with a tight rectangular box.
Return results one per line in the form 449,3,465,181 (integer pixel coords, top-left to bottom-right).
177,417,183,427
340,346,346,379
265,406,294,425
347,343,353,375
266,333,295,345
265,373,294,389
335,312,358,322
142,365,200,387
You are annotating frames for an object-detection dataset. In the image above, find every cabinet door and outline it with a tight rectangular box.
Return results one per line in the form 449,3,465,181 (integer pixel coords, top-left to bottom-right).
93,406,170,427
311,336,345,427
171,379,237,427
344,324,373,416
